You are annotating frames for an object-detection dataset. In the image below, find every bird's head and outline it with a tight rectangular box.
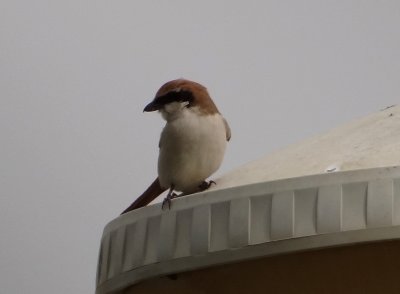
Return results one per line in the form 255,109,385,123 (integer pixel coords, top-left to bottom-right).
144,79,219,121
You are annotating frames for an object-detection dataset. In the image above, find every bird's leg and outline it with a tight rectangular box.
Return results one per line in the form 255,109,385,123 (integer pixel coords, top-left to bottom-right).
161,181,216,210
198,180,216,191
162,185,176,210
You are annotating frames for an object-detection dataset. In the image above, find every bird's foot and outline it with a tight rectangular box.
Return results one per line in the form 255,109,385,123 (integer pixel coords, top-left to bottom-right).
199,180,216,191
162,192,177,210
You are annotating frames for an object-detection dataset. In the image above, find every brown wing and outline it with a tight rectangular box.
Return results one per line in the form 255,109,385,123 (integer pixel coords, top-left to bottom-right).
121,178,167,214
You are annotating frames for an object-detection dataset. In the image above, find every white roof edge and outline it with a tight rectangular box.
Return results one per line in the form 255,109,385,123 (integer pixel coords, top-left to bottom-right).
96,166,400,294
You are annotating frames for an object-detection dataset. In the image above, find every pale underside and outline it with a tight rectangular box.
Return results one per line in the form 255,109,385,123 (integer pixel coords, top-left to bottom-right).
158,103,229,192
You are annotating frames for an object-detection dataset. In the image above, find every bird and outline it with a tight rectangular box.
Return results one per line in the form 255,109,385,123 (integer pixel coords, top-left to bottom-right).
121,79,231,214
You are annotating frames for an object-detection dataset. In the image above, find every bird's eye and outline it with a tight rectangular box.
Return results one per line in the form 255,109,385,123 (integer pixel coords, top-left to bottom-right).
155,90,194,107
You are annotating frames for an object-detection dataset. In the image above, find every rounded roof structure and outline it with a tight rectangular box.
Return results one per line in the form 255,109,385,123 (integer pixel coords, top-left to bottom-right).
214,105,400,189
96,105,400,294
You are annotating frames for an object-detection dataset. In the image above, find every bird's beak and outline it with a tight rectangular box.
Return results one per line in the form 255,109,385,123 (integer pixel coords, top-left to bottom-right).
143,101,159,112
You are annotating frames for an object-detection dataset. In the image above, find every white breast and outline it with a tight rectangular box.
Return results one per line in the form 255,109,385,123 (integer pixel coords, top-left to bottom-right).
157,108,227,193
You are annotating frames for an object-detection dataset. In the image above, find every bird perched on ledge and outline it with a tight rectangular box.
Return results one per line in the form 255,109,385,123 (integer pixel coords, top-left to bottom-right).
121,79,231,214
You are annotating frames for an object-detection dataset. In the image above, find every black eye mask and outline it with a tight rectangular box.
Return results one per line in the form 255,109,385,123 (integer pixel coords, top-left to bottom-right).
144,90,194,112
154,90,194,107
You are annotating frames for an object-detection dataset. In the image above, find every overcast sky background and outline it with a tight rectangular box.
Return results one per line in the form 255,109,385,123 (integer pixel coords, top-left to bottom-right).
1,1,400,293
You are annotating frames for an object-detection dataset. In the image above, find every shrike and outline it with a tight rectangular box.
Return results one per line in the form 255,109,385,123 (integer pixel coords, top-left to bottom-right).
121,79,230,214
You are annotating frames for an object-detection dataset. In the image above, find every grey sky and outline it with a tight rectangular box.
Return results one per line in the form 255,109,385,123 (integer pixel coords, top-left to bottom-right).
1,1,399,293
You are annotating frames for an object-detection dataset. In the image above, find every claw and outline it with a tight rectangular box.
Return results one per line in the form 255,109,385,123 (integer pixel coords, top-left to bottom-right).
162,197,171,210
199,180,216,191
162,186,176,210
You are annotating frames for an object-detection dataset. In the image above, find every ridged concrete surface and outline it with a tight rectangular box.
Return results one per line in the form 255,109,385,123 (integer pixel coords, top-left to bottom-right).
96,166,400,294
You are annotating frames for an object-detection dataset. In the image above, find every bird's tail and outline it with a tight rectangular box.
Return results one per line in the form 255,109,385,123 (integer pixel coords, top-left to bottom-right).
121,178,167,214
